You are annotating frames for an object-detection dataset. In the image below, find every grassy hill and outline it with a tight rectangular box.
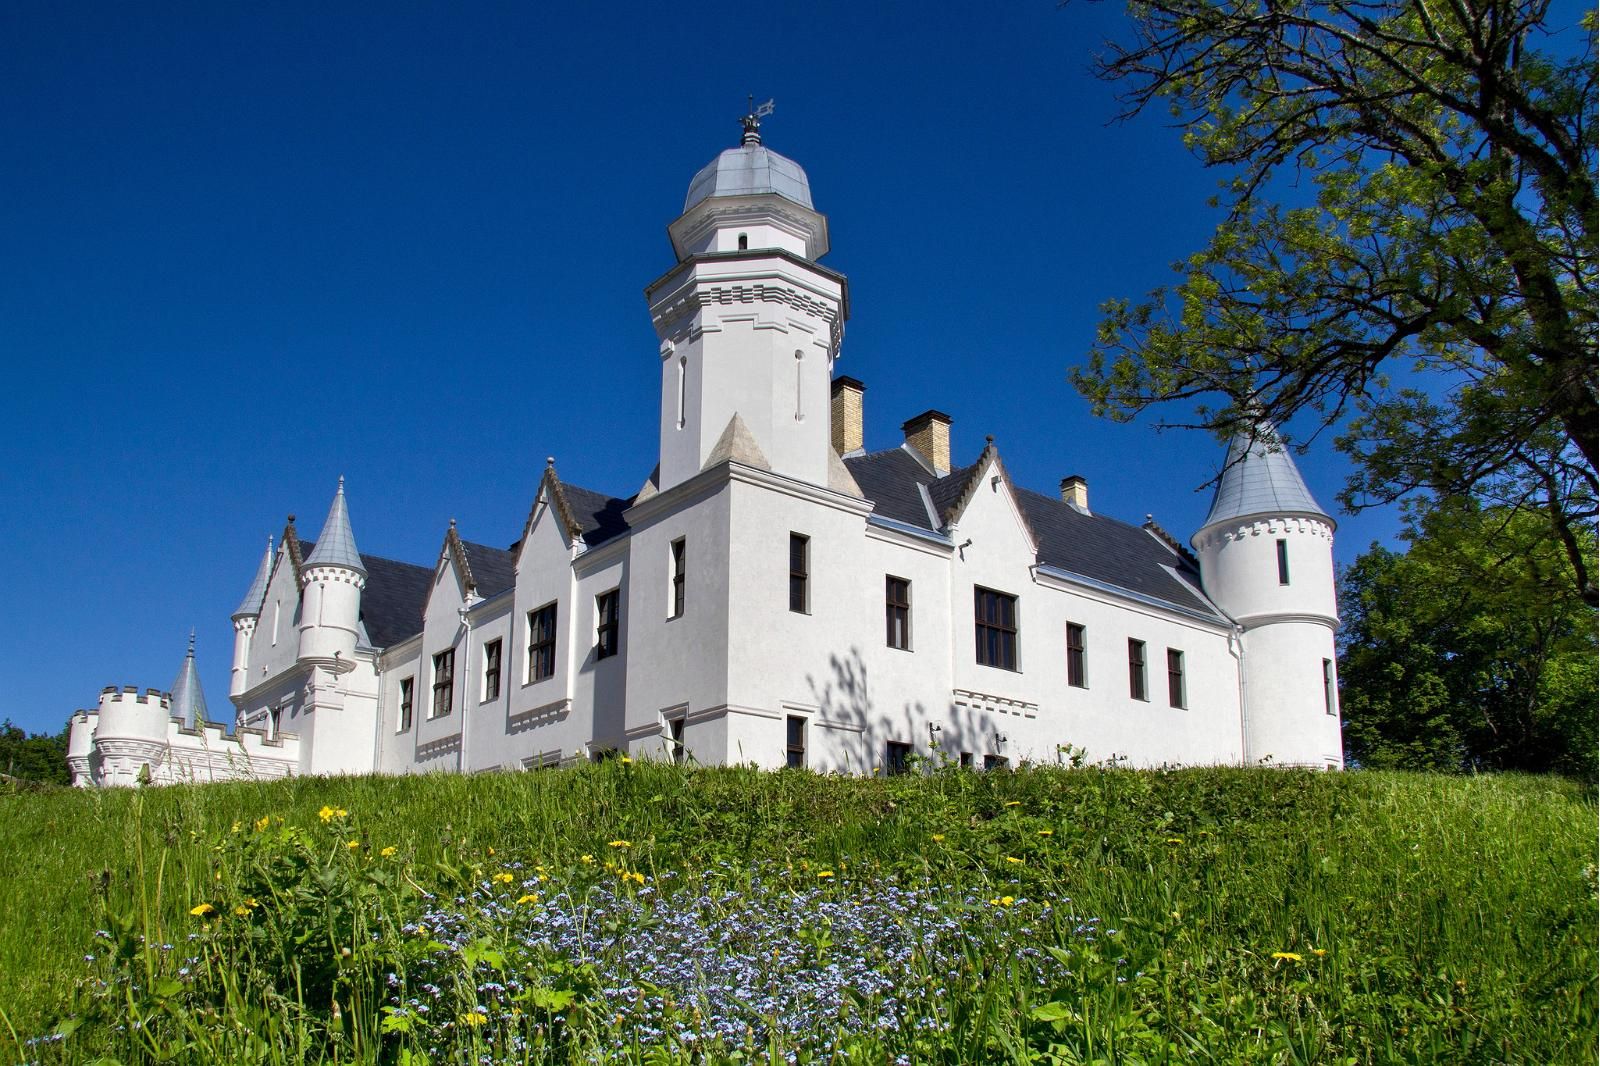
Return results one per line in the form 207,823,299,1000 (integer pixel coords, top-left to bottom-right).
0,764,1592,1063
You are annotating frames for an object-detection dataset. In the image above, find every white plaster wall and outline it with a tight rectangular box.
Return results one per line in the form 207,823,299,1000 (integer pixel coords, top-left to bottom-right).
1195,516,1337,625
1240,622,1343,768
303,658,380,777
376,636,423,773
570,550,629,753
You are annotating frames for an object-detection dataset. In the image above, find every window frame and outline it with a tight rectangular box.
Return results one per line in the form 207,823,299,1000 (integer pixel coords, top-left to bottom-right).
527,602,557,683
1065,622,1087,688
431,649,455,718
885,575,911,650
398,676,414,733
482,639,502,703
1277,538,1291,585
984,754,1009,771
1128,639,1148,701
669,538,686,619
595,588,620,660
1166,647,1186,709
885,740,912,776
788,533,810,614
785,715,807,769
974,586,1019,671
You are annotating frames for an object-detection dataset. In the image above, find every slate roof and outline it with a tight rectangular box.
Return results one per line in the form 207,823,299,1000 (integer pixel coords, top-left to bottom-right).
168,634,208,729
1201,428,1330,530
232,537,275,618
844,448,1214,615
298,537,433,651
562,484,634,549
459,540,516,598
303,481,366,575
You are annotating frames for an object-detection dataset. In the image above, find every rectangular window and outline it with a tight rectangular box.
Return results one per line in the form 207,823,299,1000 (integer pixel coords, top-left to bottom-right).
527,603,557,682
398,677,414,733
1167,648,1186,708
1277,538,1291,585
431,649,455,718
785,715,807,768
1128,639,1148,701
984,754,1009,771
886,576,911,650
483,640,502,703
789,533,809,613
974,586,1019,670
669,716,686,763
959,751,973,770
595,589,620,660
1323,658,1337,715
885,740,912,776
670,538,686,619
1065,622,1087,688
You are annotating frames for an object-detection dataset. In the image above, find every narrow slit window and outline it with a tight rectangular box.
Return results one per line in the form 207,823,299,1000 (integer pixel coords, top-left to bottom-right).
398,677,414,733
669,716,686,763
785,715,806,768
1277,538,1290,585
483,640,502,702
1166,648,1185,708
675,356,687,430
789,533,809,613
1065,622,1087,688
794,350,804,421
885,576,911,650
1128,639,1148,701
670,538,686,618
595,589,620,659
1323,658,1337,715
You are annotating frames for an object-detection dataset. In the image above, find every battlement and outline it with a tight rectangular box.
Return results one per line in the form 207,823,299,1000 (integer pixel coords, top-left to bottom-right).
100,686,172,710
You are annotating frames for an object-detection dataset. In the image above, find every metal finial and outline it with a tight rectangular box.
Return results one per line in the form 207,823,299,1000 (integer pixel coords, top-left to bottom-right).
546,456,556,467
337,474,345,491
187,628,196,653
985,435,995,445
741,96,774,146
287,514,297,524
449,517,456,528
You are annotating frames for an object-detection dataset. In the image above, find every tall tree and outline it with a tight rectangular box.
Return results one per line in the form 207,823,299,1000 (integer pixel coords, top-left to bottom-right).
0,721,70,786
1337,501,1597,774
1069,0,1597,603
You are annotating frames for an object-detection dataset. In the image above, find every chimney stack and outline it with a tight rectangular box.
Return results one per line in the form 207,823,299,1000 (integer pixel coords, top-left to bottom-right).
1060,474,1089,513
902,410,953,475
830,377,866,456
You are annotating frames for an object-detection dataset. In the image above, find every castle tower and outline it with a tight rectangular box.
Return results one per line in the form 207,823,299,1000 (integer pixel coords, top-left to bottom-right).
90,685,172,787
230,536,273,701
168,630,208,729
297,478,367,668
647,103,848,493
1191,427,1343,768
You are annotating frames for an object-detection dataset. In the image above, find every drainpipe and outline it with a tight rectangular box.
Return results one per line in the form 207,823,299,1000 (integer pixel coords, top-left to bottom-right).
458,606,474,773
371,653,387,775
1229,625,1250,766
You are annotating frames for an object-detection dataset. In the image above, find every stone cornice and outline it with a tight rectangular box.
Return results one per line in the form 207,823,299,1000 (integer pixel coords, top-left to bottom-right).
1192,513,1335,552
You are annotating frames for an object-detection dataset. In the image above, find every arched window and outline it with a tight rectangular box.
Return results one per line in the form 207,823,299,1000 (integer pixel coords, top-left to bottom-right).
738,233,749,250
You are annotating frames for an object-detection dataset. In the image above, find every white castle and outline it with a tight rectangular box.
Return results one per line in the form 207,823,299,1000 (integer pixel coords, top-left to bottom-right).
68,112,1344,787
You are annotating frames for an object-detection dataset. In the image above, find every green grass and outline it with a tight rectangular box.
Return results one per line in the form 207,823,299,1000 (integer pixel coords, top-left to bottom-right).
0,764,1592,1063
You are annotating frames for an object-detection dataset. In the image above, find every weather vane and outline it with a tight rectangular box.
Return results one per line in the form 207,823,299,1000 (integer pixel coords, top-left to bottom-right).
741,96,775,145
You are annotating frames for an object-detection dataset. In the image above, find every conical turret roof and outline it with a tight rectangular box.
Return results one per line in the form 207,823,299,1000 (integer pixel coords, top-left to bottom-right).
232,535,274,618
1199,426,1332,532
169,631,208,729
303,477,366,575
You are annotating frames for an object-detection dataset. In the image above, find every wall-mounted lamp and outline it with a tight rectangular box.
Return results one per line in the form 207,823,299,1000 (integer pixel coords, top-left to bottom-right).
995,731,1009,746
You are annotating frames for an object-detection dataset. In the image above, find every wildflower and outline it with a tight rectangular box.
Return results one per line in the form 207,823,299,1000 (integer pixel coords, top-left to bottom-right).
459,1011,488,1027
580,854,595,864
189,903,215,917
1037,829,1054,836
233,905,251,917
608,840,632,849
230,820,242,833
627,871,645,885
381,846,397,858
816,870,834,879
1271,951,1304,962
1004,856,1024,865
1312,948,1327,957
487,847,495,856
242,897,258,909
254,816,270,832
318,805,344,822
493,872,514,885
516,894,539,905
1166,837,1184,845
619,755,633,765
931,834,945,843
988,896,1015,906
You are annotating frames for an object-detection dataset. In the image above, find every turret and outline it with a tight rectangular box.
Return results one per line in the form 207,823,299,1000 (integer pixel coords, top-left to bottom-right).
647,102,848,493
230,536,273,699
1191,427,1343,768
297,478,367,667
65,709,97,787
91,685,173,786
169,630,209,730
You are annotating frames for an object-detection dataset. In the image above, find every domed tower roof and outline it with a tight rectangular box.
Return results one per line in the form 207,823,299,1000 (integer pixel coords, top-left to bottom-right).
684,145,813,212
1200,426,1333,532
303,477,366,575
169,630,208,729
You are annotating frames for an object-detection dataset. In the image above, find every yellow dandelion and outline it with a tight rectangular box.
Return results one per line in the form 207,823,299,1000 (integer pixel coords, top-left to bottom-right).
817,870,835,879
1312,948,1328,957
230,820,242,834
1004,856,1024,865
931,833,946,842
254,816,270,832
318,805,336,822
233,905,251,917
1001,895,1015,906
242,897,258,909
1271,951,1304,962
619,755,633,765
516,893,539,905
493,872,514,884
380,846,397,858
487,846,495,856
580,854,595,864
459,1011,488,1027
607,839,632,849
628,871,645,884
189,903,215,917
346,840,361,850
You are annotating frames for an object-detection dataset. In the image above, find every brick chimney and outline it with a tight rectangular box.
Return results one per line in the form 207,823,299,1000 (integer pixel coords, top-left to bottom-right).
902,410,953,475
830,377,866,456
1060,474,1089,513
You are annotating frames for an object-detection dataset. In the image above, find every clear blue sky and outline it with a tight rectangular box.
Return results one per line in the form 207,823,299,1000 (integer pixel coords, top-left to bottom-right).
0,1,1406,736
